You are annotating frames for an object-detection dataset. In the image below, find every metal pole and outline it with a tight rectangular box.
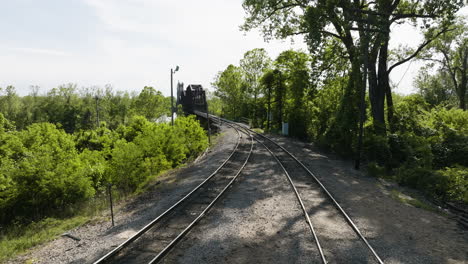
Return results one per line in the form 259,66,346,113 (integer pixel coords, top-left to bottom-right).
108,184,114,227
95,96,100,128
206,102,211,146
171,69,174,126
267,83,271,131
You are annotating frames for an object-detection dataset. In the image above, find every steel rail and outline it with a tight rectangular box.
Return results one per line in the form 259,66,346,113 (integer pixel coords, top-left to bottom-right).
148,131,254,263
93,125,243,264
220,118,384,264
232,125,327,264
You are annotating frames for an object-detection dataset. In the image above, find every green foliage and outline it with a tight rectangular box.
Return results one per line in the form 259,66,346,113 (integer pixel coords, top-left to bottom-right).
131,86,169,120
108,116,207,191
363,128,391,166
390,190,441,214
434,166,468,202
414,68,457,107
367,162,386,178
3,123,96,222
275,50,312,139
395,166,468,202
0,85,169,132
419,17,468,110
0,111,207,227
362,95,468,202
212,64,248,119
0,85,209,261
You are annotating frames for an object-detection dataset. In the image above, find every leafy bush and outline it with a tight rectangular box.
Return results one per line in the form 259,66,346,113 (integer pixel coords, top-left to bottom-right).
363,128,391,166
1,123,95,223
433,166,468,202
0,113,208,226
369,97,468,202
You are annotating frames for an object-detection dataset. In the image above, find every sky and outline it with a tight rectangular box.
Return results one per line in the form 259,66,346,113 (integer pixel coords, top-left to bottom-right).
0,0,466,96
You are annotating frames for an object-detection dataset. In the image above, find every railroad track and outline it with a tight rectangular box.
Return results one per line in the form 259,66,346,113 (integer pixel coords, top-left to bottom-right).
204,114,384,264
93,124,254,264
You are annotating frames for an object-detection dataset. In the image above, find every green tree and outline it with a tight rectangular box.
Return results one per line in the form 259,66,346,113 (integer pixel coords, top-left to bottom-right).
131,86,169,121
240,48,272,126
0,86,22,127
242,0,464,134
4,123,95,222
421,17,468,110
414,66,457,107
212,65,248,119
275,50,311,138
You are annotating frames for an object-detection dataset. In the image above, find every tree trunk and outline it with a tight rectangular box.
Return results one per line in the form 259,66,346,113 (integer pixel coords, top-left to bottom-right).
368,53,386,131
459,47,467,111
377,40,391,132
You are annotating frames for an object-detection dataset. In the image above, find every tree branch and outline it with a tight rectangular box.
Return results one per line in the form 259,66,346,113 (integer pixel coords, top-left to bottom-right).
391,13,436,23
319,30,344,40
388,28,451,74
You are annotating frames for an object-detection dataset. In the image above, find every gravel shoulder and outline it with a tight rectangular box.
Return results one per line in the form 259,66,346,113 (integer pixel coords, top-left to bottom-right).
7,127,238,264
270,134,467,264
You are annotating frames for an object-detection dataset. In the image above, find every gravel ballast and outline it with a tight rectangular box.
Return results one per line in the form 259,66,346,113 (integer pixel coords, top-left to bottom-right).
269,134,468,264
162,142,318,263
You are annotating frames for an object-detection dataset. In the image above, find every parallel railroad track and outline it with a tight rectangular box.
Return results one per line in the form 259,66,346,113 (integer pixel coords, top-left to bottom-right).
201,113,384,264
93,124,254,264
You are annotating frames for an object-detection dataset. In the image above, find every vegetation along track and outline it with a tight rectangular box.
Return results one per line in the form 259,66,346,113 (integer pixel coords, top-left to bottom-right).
93,124,254,264
202,112,384,264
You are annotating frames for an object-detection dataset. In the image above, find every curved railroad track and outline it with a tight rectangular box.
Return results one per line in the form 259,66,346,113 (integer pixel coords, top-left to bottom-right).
93,124,254,264
202,113,384,264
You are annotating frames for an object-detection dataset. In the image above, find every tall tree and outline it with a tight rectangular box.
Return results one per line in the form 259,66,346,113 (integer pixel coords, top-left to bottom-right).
132,86,169,121
261,69,287,131
240,48,272,125
414,66,457,107
212,65,248,119
421,17,468,110
242,0,464,133
275,50,311,138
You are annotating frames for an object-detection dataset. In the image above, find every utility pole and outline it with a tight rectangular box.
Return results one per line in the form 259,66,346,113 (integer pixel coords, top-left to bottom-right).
267,82,272,131
94,95,100,128
170,66,179,126
206,101,211,145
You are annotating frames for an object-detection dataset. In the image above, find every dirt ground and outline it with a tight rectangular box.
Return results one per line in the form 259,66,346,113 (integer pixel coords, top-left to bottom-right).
6,126,467,264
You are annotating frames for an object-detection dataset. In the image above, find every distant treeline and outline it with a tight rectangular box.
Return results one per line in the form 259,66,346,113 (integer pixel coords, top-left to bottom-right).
0,84,171,132
0,85,208,226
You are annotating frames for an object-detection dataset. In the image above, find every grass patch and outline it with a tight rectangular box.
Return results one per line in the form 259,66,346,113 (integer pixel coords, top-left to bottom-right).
251,128,264,134
390,189,443,215
0,216,89,263
0,192,117,263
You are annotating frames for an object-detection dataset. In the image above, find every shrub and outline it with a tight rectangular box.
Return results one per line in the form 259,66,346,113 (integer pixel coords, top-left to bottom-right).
433,166,468,202
363,130,391,166
2,123,95,223
367,162,386,177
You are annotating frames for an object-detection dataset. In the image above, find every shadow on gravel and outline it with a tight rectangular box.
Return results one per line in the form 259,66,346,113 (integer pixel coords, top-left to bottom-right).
165,149,388,263
267,135,468,264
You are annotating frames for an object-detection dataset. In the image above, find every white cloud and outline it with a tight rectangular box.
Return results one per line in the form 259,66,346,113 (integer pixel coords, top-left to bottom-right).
5,46,71,57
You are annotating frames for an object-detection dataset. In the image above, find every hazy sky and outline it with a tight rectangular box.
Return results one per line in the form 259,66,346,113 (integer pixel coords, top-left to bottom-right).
0,0,466,96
